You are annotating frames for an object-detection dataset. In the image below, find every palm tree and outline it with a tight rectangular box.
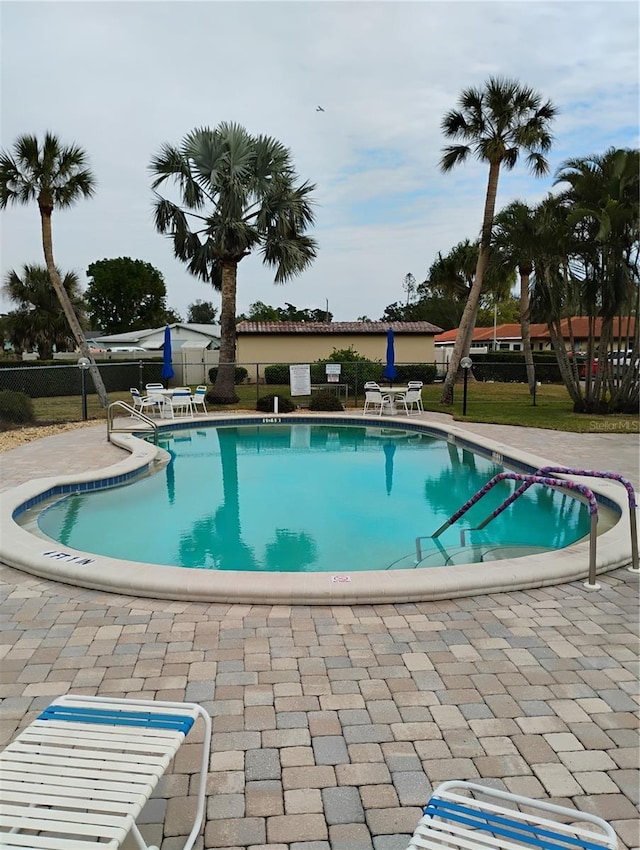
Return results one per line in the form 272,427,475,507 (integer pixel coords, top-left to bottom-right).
3,264,87,360
492,201,539,397
0,133,109,406
550,148,639,413
150,122,317,403
439,77,557,404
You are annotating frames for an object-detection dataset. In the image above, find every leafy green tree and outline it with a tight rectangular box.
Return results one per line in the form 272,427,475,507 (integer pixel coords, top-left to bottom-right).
187,299,218,323
237,301,332,322
85,257,169,332
163,306,183,324
381,295,462,329
476,293,521,326
0,132,109,405
438,77,557,404
403,273,417,305
150,122,317,403
278,303,332,322
238,301,283,322
3,264,86,359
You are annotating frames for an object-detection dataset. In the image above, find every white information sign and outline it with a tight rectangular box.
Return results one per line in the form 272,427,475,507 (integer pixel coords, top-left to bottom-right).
325,363,341,383
289,364,311,396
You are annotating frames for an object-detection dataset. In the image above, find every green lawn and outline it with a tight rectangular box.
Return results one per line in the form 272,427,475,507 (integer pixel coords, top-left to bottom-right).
29,381,638,434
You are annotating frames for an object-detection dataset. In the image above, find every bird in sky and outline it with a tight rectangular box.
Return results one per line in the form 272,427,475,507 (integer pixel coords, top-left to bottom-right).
316,106,325,112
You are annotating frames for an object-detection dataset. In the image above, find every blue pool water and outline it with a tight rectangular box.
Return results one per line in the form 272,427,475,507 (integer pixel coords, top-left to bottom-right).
36,423,590,572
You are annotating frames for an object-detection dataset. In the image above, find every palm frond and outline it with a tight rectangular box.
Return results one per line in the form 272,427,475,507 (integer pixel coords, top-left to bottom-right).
440,145,470,172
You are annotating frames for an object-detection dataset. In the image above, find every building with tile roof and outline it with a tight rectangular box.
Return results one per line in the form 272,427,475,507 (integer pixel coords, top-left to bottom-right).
236,321,443,377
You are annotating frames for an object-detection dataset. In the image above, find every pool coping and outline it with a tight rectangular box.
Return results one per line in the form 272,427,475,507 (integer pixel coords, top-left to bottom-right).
0,413,635,604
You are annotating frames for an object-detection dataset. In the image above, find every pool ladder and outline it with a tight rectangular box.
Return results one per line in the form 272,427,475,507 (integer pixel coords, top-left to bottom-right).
420,468,638,589
107,401,159,445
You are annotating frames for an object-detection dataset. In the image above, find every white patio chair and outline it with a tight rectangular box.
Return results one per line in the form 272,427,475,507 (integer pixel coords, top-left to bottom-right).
0,694,212,850
395,386,423,415
386,389,407,414
167,388,194,418
129,387,159,416
191,385,208,414
406,780,617,850
364,387,392,415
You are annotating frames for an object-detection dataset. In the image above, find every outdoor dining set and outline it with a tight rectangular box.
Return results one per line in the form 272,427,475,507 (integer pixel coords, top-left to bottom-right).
130,384,208,419
363,380,424,416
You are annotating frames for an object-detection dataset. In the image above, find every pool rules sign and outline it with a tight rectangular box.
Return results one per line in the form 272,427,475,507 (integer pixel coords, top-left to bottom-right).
289,364,311,396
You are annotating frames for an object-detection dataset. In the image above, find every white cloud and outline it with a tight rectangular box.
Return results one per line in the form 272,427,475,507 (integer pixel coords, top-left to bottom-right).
1,0,638,322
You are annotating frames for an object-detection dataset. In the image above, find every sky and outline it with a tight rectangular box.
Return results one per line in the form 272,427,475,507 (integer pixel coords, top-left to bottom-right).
1,0,638,324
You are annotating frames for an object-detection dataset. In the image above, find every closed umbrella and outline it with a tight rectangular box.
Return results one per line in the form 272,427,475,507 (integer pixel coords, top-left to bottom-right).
161,325,174,386
382,327,397,386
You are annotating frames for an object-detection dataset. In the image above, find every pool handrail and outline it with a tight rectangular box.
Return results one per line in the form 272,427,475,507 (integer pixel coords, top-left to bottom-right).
430,472,602,588
107,400,159,446
473,467,638,573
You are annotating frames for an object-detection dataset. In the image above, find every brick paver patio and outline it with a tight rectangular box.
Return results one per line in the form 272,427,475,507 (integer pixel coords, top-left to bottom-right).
1,419,638,849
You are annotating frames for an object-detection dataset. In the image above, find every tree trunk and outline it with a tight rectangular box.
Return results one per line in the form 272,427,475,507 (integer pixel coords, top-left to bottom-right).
39,208,110,408
549,320,584,409
210,261,240,404
519,266,536,398
440,161,501,405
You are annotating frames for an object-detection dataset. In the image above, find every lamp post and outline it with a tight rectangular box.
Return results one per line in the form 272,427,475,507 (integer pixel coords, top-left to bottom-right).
461,356,472,416
77,357,90,421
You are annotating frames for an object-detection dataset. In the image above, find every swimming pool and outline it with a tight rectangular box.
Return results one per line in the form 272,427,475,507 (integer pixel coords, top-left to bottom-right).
35,423,591,572
1,414,634,604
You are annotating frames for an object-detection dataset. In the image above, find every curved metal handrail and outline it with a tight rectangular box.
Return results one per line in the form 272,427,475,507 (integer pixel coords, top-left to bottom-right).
430,472,601,588
107,401,158,445
475,466,638,573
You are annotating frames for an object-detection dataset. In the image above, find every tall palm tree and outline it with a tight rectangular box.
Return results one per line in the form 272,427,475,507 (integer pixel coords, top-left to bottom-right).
492,200,539,397
439,77,557,404
0,133,109,406
3,264,87,360
150,122,317,403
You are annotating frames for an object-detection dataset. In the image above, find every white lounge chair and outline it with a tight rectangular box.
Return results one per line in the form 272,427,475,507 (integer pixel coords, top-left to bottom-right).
0,693,212,850
407,780,617,850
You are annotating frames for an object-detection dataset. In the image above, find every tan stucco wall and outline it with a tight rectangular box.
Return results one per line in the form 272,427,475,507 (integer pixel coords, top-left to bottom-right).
236,334,436,377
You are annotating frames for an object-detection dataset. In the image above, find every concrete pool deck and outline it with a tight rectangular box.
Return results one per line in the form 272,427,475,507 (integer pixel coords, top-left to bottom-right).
0,414,638,848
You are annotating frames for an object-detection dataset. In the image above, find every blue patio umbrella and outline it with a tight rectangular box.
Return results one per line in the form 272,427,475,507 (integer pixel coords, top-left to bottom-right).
382,327,397,385
161,325,174,385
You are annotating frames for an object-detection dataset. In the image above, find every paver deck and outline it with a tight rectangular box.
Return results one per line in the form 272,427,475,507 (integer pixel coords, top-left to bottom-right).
1,415,638,849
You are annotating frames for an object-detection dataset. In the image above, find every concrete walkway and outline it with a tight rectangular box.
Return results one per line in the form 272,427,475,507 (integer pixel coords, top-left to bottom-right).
0,417,638,849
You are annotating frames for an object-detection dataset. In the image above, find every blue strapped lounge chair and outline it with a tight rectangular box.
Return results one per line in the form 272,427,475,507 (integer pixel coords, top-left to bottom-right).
407,780,616,850
0,694,212,850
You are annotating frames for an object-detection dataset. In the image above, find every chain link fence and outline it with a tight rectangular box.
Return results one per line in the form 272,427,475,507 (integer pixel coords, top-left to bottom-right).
0,355,565,423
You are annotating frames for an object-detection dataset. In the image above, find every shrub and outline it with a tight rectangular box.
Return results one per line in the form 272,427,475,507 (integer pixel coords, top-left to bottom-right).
394,364,438,385
264,360,438,389
469,352,562,383
208,365,249,385
256,393,296,413
0,390,35,425
308,391,344,411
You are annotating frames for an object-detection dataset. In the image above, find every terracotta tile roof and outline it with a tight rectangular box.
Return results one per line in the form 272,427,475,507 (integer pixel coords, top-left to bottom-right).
435,317,636,343
237,321,444,334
